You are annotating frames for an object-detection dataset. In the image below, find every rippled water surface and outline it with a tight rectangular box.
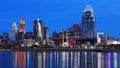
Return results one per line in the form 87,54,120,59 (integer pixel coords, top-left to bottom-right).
0,51,119,68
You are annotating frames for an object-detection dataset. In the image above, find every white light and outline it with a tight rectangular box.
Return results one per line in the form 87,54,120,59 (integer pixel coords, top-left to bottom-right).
84,5,93,12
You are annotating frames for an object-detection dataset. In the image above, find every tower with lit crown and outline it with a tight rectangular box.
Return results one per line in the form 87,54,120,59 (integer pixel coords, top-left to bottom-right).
81,5,96,39
10,22,18,41
19,17,26,33
12,22,18,33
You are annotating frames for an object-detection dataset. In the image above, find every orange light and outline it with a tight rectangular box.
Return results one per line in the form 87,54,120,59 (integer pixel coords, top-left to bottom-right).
20,18,25,24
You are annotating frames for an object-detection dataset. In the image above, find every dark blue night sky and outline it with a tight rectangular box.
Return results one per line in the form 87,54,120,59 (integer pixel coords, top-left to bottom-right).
0,0,120,38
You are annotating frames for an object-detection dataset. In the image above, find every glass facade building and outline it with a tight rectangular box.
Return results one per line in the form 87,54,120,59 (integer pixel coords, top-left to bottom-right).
33,19,44,41
81,5,96,39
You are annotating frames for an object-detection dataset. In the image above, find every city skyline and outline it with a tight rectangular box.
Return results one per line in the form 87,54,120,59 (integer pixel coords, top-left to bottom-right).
0,0,120,38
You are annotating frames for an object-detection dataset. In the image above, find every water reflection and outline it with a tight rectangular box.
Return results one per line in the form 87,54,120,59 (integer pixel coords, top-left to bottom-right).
97,52,119,68
26,52,35,68
0,52,12,68
12,52,17,68
17,52,26,68
0,51,119,68
35,52,42,68
35,52,97,68
114,53,117,68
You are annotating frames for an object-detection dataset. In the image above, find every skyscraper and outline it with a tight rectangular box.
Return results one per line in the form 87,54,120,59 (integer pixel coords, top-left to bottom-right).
33,19,44,41
12,22,18,33
81,5,96,39
10,22,18,41
19,17,26,33
44,26,49,41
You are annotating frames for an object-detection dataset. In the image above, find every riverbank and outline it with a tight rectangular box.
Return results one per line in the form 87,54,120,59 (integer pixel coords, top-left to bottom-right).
0,48,120,52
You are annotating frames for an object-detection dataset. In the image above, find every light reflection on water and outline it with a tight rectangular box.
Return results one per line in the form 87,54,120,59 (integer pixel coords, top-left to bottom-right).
0,51,119,68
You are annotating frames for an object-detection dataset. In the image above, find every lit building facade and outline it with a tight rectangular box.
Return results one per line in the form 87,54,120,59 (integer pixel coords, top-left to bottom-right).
19,17,26,33
33,19,44,41
10,22,18,41
97,32,107,45
81,5,96,39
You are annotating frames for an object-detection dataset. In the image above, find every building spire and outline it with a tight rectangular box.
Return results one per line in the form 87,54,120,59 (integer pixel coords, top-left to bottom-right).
12,22,17,27
84,5,93,13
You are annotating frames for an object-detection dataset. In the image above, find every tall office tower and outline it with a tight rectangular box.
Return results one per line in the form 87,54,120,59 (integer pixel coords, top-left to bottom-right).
81,5,96,39
12,22,18,33
44,26,49,41
19,17,26,33
33,19,44,41
10,22,18,41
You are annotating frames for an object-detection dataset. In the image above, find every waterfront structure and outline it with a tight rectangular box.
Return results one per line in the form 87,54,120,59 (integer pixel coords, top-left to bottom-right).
24,32,35,47
0,36,2,43
10,22,18,41
52,32,61,45
24,32,34,39
33,19,44,41
52,30,76,46
52,32,59,38
2,32,9,45
3,32,9,40
81,5,96,39
107,39,120,45
19,17,26,34
97,32,107,45
68,24,82,40
15,32,24,45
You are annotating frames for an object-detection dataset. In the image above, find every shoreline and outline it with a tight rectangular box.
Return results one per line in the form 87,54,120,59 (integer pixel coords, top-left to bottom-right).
0,48,120,52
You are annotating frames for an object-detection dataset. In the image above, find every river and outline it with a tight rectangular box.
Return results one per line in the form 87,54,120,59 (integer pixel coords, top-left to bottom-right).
0,51,119,68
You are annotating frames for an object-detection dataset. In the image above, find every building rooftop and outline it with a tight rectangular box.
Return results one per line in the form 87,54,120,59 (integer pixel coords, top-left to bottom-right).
84,5,93,13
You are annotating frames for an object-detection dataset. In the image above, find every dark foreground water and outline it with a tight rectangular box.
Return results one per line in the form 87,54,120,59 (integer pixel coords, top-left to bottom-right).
0,51,119,68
